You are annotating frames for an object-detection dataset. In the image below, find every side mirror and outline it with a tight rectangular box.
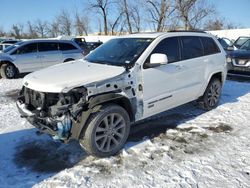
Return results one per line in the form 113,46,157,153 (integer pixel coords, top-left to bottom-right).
150,53,168,67
226,46,234,51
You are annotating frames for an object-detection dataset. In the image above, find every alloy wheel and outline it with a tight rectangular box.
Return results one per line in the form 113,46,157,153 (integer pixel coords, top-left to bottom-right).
94,113,126,153
207,81,221,107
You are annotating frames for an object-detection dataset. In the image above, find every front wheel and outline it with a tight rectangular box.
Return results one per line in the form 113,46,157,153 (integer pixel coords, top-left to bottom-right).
0,63,17,79
199,78,222,111
79,104,130,157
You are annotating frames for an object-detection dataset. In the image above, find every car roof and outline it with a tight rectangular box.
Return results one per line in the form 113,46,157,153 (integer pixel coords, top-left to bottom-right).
23,39,73,43
117,31,212,39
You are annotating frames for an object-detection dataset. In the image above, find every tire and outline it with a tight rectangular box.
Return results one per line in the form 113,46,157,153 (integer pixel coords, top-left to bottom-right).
0,63,17,79
199,78,222,111
79,104,130,157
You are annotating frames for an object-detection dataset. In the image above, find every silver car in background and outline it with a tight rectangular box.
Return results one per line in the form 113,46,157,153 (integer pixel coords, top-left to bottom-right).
0,40,84,78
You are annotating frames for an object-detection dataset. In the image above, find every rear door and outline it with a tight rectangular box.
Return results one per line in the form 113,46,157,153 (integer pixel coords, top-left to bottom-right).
38,42,62,68
59,42,82,60
11,42,42,72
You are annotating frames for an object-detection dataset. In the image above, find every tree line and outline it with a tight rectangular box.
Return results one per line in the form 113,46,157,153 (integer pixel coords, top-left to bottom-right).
0,0,239,39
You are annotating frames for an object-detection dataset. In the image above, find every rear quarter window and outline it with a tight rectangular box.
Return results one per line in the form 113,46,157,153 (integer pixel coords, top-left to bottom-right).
200,37,220,55
180,36,203,60
59,42,78,51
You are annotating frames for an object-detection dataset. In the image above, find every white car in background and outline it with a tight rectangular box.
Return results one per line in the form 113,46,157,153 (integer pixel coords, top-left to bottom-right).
17,31,227,157
0,40,84,78
0,43,12,53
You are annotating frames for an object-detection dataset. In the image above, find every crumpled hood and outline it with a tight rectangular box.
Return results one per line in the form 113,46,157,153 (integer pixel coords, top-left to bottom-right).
23,59,125,93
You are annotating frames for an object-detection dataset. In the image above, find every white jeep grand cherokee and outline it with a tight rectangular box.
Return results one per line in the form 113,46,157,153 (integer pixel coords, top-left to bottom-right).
17,31,227,157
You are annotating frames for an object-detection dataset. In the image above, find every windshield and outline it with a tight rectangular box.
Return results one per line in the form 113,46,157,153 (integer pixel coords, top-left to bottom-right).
3,41,24,53
234,37,250,48
85,38,153,67
240,39,250,51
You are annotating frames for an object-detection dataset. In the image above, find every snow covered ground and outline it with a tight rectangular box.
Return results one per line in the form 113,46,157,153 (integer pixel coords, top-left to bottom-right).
0,77,250,188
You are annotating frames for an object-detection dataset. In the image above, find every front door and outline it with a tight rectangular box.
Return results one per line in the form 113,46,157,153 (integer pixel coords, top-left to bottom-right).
12,42,42,72
142,36,205,118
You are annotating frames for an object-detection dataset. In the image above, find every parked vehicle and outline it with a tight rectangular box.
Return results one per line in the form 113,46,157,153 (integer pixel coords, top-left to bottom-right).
0,40,84,78
227,39,250,77
217,37,236,51
1,40,20,44
233,36,250,49
0,43,12,53
17,31,227,157
73,37,103,55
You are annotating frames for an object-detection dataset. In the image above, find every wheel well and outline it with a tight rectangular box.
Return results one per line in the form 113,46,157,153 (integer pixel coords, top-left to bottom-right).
109,98,135,122
87,93,135,122
0,61,18,72
210,72,222,83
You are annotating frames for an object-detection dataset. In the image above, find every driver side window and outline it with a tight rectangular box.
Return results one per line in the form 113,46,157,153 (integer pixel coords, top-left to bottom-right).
144,37,180,68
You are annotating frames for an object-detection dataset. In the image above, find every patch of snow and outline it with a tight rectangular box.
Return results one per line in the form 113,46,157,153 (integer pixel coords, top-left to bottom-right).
0,78,250,188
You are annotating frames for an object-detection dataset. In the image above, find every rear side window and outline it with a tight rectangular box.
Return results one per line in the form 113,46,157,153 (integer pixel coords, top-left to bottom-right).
151,37,180,63
59,42,77,51
181,36,203,60
38,42,58,52
15,43,37,54
200,37,220,55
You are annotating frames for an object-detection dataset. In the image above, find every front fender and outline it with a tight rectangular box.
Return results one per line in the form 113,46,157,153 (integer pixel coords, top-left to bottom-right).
70,93,134,140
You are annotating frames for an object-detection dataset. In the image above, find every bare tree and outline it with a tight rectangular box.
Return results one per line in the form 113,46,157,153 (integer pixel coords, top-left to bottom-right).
131,6,141,32
0,26,5,36
204,18,224,30
146,0,175,32
10,24,24,39
27,21,38,38
57,10,72,36
49,20,61,37
122,0,132,33
34,19,49,38
175,0,215,30
118,0,142,33
75,12,90,36
90,0,110,35
109,12,124,35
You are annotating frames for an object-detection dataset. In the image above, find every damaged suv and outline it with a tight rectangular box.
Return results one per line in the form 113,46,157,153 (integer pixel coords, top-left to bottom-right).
17,32,227,157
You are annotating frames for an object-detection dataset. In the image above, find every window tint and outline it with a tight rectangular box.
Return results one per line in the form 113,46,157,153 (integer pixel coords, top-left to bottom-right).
151,37,180,63
181,36,203,60
16,43,37,54
0,45,2,50
59,42,77,51
201,37,220,55
38,42,58,52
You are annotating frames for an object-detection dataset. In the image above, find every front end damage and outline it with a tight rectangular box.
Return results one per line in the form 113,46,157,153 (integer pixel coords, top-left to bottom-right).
16,69,142,142
17,86,88,141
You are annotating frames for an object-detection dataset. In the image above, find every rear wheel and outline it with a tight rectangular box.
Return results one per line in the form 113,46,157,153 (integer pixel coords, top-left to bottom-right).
199,78,222,110
79,104,130,157
0,63,17,79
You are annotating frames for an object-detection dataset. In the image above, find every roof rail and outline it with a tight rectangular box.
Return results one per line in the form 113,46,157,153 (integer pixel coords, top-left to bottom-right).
168,30,206,33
